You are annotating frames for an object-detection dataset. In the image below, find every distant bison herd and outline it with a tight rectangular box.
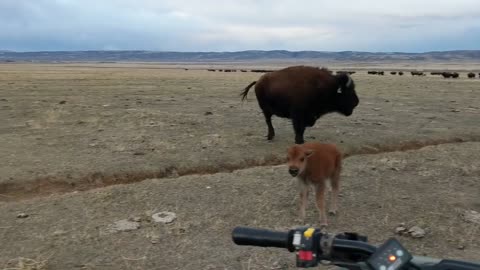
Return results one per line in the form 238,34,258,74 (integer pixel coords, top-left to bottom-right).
207,69,273,73
364,70,476,78
203,68,479,79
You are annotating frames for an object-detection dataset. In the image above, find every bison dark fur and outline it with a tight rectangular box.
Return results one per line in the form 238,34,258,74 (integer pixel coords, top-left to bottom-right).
411,71,425,76
240,66,359,144
442,72,452,78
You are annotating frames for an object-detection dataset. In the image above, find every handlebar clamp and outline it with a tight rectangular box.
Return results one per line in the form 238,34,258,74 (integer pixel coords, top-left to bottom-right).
291,227,320,268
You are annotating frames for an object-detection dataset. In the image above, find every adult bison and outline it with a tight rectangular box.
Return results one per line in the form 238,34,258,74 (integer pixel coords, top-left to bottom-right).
442,72,452,78
443,72,459,78
468,72,476,78
240,66,359,144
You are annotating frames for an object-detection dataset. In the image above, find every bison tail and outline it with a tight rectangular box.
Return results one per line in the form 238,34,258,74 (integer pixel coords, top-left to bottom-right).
240,81,256,101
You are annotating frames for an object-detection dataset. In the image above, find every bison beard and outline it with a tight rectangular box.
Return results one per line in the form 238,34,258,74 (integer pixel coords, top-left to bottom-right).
240,66,360,144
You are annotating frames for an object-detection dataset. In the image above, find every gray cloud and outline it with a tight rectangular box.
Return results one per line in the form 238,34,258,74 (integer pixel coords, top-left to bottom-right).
1,0,480,52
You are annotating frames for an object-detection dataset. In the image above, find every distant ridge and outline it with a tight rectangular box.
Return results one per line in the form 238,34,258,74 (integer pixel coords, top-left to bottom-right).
1,50,480,62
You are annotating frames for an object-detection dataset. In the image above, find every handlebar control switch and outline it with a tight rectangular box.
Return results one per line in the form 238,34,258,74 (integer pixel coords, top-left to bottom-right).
292,227,319,268
367,238,412,270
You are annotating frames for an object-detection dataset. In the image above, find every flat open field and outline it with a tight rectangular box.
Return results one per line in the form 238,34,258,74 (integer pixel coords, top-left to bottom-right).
0,63,479,269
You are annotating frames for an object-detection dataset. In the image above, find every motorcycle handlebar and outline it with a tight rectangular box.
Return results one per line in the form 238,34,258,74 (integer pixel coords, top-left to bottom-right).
232,226,480,270
232,226,376,260
232,227,295,251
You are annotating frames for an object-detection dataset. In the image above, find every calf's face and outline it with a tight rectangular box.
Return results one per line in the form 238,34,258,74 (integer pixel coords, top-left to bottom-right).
287,145,314,177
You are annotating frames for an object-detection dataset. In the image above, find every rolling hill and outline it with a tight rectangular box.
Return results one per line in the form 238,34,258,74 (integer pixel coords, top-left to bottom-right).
1,50,480,62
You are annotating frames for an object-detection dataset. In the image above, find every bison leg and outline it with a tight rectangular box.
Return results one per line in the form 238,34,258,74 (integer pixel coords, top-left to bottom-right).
263,111,275,140
292,116,306,144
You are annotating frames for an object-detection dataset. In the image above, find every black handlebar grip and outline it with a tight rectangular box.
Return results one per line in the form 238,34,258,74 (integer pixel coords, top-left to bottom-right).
232,227,293,251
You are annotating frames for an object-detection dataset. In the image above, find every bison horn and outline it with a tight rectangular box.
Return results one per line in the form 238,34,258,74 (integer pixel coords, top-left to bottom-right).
345,75,352,88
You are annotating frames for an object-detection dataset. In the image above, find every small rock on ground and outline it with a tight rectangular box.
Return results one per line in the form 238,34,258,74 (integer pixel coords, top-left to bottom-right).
107,219,140,233
462,210,480,225
17,213,29,218
408,226,426,238
152,212,176,224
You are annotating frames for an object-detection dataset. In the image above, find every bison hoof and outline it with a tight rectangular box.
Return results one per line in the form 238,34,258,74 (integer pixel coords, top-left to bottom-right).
266,135,274,140
328,210,337,216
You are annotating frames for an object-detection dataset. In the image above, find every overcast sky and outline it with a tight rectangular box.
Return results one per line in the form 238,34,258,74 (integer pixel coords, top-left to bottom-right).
2,0,480,52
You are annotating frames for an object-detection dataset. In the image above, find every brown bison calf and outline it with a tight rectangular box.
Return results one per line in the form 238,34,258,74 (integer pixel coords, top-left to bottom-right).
287,142,342,226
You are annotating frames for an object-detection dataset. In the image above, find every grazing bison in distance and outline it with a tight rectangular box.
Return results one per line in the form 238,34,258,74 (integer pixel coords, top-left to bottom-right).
240,66,360,144
368,71,378,74
251,69,273,73
442,72,452,78
411,71,424,76
442,72,459,78
336,70,356,75
468,72,476,78
399,72,404,75
390,71,397,75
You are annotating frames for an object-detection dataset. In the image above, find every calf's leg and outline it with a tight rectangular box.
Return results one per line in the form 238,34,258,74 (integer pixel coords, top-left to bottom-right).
329,176,340,216
298,180,308,222
314,182,328,226
329,156,342,216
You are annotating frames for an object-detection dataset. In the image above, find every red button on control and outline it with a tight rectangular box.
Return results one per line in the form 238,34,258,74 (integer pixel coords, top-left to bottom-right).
299,250,313,261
